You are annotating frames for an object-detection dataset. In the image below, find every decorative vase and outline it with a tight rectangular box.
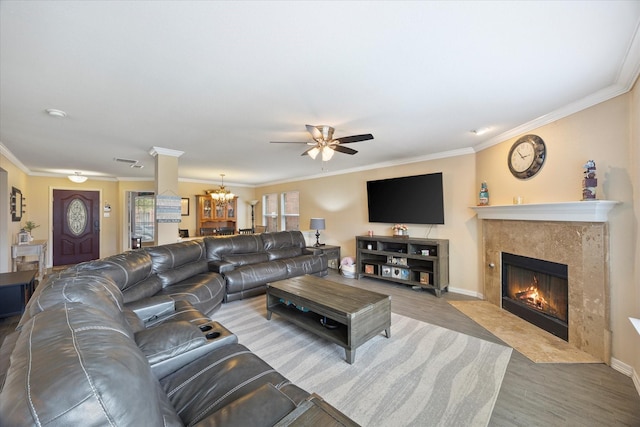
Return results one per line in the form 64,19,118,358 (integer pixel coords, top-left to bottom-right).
393,229,407,237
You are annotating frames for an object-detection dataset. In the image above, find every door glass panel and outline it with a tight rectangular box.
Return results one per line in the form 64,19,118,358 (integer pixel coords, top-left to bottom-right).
131,192,155,243
67,198,88,236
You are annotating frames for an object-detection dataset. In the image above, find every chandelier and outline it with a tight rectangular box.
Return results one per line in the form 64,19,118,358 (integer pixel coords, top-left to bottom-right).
206,174,235,207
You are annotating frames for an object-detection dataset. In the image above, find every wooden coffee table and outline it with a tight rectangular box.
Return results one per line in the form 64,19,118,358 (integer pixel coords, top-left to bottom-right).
266,275,390,364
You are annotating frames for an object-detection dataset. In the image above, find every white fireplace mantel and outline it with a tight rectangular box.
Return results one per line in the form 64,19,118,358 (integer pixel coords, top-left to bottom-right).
469,200,619,222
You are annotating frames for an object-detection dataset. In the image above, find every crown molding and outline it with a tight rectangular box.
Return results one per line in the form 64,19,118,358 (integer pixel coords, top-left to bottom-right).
475,21,640,153
0,142,30,174
148,146,185,157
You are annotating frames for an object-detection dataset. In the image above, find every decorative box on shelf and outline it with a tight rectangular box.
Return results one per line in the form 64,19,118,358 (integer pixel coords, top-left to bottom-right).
420,272,430,285
391,267,410,280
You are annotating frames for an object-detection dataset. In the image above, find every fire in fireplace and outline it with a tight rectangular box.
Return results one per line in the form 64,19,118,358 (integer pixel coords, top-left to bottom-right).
502,252,569,341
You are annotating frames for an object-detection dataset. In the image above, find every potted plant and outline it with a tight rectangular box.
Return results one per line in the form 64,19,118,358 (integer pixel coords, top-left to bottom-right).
23,221,39,240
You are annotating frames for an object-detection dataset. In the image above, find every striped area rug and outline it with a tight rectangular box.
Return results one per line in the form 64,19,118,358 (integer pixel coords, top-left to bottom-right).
214,295,512,427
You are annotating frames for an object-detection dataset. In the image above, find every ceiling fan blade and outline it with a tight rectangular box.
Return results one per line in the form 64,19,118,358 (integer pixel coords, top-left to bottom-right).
332,145,358,155
305,124,323,141
334,134,374,144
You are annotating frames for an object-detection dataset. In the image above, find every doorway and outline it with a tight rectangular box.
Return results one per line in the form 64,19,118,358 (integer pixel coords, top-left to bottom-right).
127,191,156,248
52,189,100,266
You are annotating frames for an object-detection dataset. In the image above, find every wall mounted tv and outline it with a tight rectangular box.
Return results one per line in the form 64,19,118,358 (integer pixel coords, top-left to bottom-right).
367,172,445,225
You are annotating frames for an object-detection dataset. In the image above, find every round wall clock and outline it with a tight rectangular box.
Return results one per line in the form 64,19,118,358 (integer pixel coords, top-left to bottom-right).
507,134,546,179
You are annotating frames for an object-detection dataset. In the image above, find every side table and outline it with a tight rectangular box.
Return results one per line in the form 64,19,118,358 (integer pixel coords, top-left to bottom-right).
0,271,36,318
308,245,341,270
11,239,47,282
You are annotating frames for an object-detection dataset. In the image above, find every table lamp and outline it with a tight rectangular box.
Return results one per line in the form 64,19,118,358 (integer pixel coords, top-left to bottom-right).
309,218,325,247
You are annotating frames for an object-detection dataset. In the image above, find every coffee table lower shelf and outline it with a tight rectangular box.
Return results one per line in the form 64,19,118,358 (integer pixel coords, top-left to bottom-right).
266,279,391,364
267,302,349,347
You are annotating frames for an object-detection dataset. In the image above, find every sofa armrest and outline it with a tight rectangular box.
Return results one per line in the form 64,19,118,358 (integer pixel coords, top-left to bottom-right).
208,260,235,274
137,321,238,379
126,295,176,323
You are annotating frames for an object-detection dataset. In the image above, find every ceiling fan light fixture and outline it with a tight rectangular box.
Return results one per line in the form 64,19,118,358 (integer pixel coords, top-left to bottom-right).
322,147,335,161
307,147,320,159
68,172,88,183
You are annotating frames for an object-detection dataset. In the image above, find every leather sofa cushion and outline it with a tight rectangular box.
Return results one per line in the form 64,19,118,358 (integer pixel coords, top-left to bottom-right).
261,230,306,250
225,261,289,294
0,304,183,427
204,234,263,260
145,240,206,273
267,246,302,261
157,273,226,316
121,274,164,303
283,254,328,277
160,343,308,426
223,252,269,266
199,383,297,427
75,250,153,290
157,259,210,287
25,271,125,323
136,320,206,365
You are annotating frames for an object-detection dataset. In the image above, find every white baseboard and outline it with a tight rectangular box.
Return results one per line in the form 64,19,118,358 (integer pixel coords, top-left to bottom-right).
611,357,633,376
448,286,483,299
601,358,640,397
634,368,640,397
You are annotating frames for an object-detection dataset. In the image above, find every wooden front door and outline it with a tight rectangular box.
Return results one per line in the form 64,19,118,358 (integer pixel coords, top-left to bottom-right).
52,190,100,266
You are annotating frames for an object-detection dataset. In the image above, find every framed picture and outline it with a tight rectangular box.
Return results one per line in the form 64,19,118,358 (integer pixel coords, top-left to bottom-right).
181,198,190,216
381,266,392,277
18,230,30,245
365,264,375,274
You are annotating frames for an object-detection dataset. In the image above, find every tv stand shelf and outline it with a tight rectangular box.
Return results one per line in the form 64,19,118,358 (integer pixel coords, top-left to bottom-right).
355,235,449,297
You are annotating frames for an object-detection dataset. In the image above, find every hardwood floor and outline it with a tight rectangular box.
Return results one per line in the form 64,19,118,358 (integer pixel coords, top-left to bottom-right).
326,271,640,427
2,270,639,426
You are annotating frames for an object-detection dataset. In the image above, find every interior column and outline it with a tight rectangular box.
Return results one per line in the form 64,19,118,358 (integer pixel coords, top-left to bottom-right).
149,147,184,246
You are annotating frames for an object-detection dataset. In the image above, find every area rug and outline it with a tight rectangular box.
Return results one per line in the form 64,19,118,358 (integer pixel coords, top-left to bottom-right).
448,300,601,364
214,296,512,427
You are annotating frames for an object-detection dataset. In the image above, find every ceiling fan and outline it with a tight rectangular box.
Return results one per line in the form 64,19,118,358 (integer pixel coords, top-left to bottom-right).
271,125,374,161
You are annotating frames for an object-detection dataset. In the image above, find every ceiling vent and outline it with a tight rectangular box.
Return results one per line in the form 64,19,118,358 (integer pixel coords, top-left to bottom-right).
114,157,138,164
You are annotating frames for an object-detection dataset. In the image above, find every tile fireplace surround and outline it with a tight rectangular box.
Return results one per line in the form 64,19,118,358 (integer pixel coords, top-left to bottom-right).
471,201,618,364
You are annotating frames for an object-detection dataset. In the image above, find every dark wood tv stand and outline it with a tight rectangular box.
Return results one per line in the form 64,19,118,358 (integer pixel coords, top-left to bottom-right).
355,235,449,297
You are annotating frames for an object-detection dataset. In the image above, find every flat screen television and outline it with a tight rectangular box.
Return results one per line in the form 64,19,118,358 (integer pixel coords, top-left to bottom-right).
367,172,445,225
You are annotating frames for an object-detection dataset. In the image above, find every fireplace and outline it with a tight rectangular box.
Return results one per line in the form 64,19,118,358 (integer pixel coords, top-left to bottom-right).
474,203,615,363
502,252,569,341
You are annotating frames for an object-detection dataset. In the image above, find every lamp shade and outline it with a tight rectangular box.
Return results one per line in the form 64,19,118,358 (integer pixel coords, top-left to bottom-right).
310,218,325,230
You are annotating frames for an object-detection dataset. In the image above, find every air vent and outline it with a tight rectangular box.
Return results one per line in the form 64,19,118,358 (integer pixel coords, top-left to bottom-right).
131,164,144,169
114,157,138,164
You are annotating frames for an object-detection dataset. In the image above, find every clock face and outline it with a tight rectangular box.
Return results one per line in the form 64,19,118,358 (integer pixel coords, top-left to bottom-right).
508,135,546,179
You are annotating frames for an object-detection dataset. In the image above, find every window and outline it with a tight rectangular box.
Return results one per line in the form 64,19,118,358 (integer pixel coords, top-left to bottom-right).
281,191,299,231
262,191,300,232
263,193,278,232
131,192,155,243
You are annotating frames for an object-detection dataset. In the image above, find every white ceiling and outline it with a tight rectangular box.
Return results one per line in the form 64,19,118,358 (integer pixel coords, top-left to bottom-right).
1,1,639,186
